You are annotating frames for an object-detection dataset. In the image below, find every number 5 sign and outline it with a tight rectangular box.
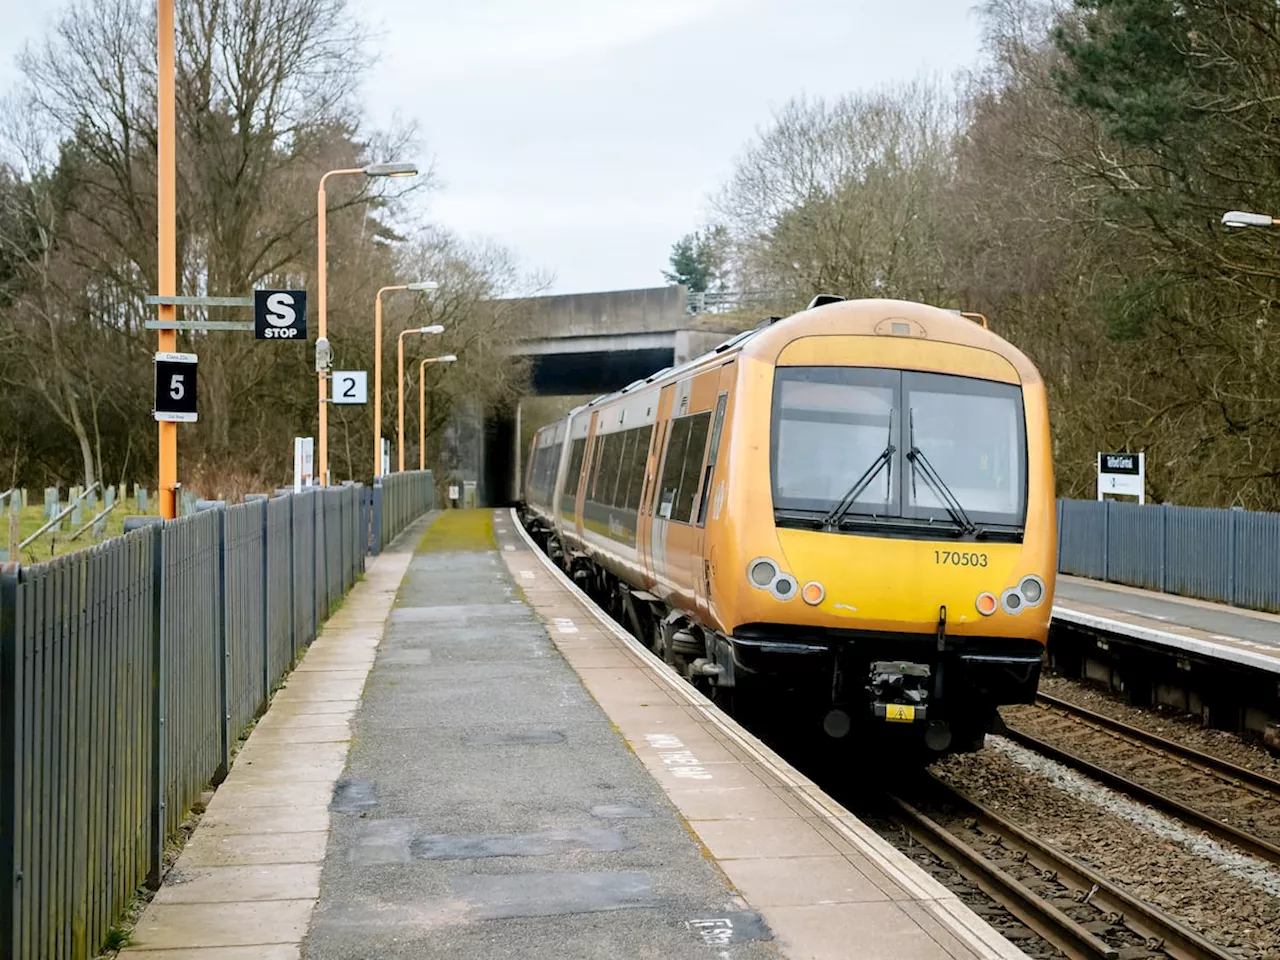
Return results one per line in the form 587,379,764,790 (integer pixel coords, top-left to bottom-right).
154,352,198,422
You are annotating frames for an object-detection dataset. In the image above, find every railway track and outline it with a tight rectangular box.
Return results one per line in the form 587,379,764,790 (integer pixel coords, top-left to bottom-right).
887,775,1238,960
998,695,1280,867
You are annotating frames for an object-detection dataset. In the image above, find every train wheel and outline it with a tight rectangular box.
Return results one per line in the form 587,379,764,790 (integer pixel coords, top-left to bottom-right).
708,682,736,717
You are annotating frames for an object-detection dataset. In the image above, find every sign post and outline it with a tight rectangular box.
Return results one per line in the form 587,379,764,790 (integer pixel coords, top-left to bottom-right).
1097,452,1145,504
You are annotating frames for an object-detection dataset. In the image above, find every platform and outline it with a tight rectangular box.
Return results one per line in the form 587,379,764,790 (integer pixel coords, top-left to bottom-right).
1053,575,1280,675
119,508,1028,960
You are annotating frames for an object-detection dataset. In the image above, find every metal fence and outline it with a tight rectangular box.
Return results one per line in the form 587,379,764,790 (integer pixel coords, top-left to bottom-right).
0,481,411,960
373,469,435,554
1058,498,1280,613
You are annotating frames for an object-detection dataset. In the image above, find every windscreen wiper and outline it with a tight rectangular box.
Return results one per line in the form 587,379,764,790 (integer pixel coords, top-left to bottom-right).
822,411,894,528
907,409,977,535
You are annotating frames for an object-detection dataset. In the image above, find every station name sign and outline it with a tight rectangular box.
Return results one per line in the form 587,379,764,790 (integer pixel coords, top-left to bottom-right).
1097,451,1145,503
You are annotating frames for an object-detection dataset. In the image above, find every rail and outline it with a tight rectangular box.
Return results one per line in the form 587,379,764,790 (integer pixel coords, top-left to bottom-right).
1036,693,1280,796
1000,725,1280,866
892,776,1236,960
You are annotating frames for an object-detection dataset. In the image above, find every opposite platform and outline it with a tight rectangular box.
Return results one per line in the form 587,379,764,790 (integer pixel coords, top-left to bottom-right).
1054,575,1280,675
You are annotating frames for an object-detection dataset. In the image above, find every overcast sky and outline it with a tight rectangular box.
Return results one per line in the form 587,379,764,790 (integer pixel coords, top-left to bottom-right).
0,0,986,295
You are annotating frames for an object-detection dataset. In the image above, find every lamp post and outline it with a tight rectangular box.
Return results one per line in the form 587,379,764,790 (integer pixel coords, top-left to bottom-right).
374,282,437,478
419,354,458,470
1222,210,1279,228
316,161,417,485
398,327,446,470
156,0,177,519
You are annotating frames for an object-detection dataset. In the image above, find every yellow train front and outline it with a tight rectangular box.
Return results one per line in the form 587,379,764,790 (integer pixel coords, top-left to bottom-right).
523,295,1056,757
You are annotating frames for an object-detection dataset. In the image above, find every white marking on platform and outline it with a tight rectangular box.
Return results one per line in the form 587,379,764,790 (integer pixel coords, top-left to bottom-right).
520,570,536,581
645,733,713,780
688,917,734,947
552,617,578,634
503,544,515,551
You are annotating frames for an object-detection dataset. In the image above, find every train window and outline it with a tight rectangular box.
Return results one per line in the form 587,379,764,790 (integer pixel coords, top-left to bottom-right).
563,438,587,497
601,434,624,505
674,412,712,523
696,394,728,527
587,434,606,500
610,431,635,507
658,418,692,519
771,367,899,515
623,425,653,511
902,371,1026,523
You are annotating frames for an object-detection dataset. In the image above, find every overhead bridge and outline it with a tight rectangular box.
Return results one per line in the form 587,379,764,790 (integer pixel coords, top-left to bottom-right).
504,286,739,396
463,286,745,504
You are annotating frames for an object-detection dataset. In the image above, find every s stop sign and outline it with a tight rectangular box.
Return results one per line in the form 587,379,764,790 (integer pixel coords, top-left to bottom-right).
254,289,308,340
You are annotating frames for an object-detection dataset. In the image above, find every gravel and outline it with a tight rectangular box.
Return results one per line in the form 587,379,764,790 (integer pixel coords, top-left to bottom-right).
935,740,1280,959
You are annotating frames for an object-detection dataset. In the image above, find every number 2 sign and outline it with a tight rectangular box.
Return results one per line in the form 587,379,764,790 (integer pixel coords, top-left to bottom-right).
331,371,368,405
154,352,198,422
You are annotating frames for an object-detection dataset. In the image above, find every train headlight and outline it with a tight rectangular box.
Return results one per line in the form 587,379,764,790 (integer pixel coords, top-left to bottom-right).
748,558,778,588
1019,575,1045,606
802,581,825,605
975,592,998,616
771,575,797,601
1000,588,1024,615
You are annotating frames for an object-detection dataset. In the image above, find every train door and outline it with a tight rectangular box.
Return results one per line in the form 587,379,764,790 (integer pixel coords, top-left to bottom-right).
573,411,600,548
640,384,676,591
693,362,735,615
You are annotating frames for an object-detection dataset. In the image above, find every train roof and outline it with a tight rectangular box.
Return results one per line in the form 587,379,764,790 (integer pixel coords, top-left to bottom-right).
549,295,1041,427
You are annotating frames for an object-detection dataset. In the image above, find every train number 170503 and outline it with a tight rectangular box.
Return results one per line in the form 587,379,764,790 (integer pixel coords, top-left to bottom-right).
934,550,988,567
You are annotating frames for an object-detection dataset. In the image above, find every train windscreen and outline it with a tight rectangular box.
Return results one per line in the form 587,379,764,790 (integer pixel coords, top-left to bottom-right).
771,367,1027,532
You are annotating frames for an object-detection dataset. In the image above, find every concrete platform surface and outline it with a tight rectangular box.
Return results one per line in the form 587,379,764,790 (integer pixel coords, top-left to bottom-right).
119,514,435,958
491,510,1027,960
122,508,1028,960
1054,575,1280,674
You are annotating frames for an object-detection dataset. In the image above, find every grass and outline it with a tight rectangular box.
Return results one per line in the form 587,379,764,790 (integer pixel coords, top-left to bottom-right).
416,508,495,553
5,497,158,563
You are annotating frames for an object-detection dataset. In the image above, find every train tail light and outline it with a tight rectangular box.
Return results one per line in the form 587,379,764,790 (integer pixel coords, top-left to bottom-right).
802,581,825,605
975,592,998,616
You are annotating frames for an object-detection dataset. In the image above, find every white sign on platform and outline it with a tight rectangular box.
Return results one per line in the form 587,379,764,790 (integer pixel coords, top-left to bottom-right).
294,437,315,491
1097,451,1145,504
332,370,368,405
381,439,391,477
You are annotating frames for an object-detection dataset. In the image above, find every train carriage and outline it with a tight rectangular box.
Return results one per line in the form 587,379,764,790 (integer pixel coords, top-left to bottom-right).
522,295,1055,756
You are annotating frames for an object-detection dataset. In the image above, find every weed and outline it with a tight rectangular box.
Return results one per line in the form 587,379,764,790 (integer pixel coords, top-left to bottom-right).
415,509,494,553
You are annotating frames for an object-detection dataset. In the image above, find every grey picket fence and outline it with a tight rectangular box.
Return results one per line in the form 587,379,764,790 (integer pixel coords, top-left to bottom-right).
1057,498,1280,613
0,476,435,960
372,469,435,554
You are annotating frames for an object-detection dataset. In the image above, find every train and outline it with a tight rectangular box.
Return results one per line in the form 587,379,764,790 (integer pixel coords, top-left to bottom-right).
520,295,1056,757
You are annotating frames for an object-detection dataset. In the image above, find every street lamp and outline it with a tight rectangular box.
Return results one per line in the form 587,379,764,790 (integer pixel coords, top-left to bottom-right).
1222,210,1279,228
419,355,459,470
316,160,419,485
374,281,438,478
398,326,446,471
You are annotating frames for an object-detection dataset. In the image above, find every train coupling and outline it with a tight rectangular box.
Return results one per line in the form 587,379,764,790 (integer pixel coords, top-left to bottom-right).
867,660,931,724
